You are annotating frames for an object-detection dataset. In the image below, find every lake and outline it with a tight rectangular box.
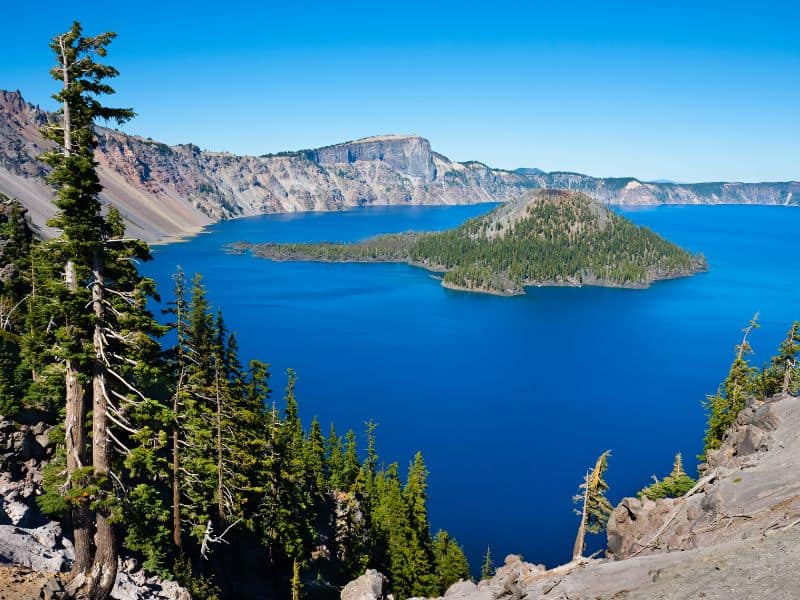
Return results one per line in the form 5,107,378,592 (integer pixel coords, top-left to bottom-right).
143,203,800,571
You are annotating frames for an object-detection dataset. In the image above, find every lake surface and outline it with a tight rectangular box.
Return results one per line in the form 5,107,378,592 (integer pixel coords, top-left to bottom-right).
144,204,800,570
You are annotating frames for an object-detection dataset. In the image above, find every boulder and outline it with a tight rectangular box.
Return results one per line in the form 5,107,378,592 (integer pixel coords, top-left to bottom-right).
0,495,32,527
444,580,476,596
111,557,191,600
751,402,780,431
442,579,491,599
607,496,679,559
341,569,387,600
0,523,73,573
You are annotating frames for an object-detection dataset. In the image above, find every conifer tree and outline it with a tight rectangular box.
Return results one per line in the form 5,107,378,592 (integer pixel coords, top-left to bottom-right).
305,417,327,496
179,278,262,553
403,452,437,596
37,22,175,598
341,429,360,489
361,420,379,499
480,545,494,580
701,314,760,461
432,530,471,593
326,424,345,489
164,268,190,549
637,453,696,500
20,240,65,413
572,450,612,560
227,356,270,525
258,370,315,581
761,322,800,396
405,452,431,543
0,198,33,414
371,463,414,596
368,456,445,599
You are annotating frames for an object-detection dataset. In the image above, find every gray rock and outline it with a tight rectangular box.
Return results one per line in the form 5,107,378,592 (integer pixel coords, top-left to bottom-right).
0,523,73,573
111,557,191,600
442,579,491,600
738,424,770,455
1,496,31,526
19,433,44,461
35,432,51,450
29,521,67,551
341,569,387,600
444,580,477,597
750,402,780,431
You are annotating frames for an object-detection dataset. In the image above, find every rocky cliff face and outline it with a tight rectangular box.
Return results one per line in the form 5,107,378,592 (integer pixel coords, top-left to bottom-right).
1,89,798,243
341,392,800,600
607,392,800,560
308,135,437,180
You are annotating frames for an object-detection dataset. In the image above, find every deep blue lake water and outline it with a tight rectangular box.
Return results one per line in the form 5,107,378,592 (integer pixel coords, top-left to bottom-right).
143,204,800,571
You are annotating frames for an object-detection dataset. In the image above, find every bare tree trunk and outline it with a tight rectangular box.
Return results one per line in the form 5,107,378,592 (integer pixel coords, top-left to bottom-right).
784,359,795,395
84,250,117,599
215,359,225,522
172,366,183,549
172,292,186,550
291,558,301,600
736,314,758,361
57,42,95,581
28,260,36,382
59,35,71,157
572,473,589,560
64,259,94,578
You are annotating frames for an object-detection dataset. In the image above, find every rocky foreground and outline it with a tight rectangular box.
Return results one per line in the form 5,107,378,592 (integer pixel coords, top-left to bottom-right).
0,416,189,600
343,392,800,599
1,394,799,599
2,90,799,242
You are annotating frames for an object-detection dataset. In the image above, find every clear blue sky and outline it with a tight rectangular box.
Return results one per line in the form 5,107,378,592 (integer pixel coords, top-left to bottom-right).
2,1,798,182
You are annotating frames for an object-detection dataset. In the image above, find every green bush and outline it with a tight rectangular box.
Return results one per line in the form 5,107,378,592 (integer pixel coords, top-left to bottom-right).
638,453,696,500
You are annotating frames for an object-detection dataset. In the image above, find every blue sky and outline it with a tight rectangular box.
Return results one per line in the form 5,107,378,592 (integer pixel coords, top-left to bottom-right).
2,1,798,182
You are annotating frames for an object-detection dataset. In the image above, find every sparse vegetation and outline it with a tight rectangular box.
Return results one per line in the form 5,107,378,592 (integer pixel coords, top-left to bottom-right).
573,451,613,559
637,454,696,500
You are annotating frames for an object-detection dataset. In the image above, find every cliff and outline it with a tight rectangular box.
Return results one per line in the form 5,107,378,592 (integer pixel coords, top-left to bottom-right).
344,391,800,599
1,90,798,243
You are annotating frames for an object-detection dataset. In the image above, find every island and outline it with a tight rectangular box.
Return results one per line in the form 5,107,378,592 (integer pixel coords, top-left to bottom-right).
228,190,708,296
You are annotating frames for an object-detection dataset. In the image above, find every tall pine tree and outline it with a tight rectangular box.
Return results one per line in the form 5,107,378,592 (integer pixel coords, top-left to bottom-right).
38,22,172,598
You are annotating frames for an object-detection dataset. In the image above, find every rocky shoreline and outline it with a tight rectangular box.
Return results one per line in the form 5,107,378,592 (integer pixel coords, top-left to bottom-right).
228,241,706,297
2,89,799,244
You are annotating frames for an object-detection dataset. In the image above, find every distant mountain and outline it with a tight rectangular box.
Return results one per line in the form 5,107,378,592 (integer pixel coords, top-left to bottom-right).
1,90,798,242
233,190,707,296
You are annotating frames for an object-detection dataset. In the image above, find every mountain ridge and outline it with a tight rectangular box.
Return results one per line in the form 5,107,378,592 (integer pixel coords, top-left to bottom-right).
1,89,798,242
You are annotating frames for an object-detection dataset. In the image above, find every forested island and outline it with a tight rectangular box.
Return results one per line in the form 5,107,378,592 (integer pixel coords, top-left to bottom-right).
231,190,708,296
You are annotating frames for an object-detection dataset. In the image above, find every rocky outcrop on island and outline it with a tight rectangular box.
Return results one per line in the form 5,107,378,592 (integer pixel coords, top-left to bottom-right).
341,391,800,599
1,90,798,242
